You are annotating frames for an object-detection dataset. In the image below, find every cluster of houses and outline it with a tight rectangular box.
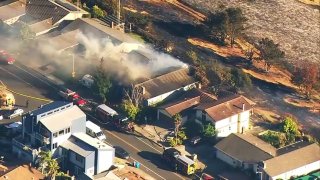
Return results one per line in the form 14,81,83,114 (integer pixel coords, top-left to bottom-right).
1,0,319,180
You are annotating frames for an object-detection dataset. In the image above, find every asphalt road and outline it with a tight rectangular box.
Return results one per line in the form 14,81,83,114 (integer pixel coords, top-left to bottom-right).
0,62,192,179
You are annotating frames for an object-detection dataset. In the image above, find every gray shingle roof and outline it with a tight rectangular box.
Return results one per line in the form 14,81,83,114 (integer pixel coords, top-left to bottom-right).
30,101,71,116
0,1,25,21
135,67,197,99
215,133,277,163
60,134,95,157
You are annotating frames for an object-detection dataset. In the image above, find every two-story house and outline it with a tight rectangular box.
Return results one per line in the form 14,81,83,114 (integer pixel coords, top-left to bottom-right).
12,101,114,178
59,133,114,178
195,95,255,138
13,101,85,161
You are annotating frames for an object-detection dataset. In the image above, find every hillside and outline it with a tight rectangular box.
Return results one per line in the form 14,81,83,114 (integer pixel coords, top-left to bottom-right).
182,0,320,63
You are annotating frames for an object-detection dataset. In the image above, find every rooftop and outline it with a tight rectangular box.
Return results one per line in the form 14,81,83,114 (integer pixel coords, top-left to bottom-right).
60,133,95,157
0,0,25,21
215,133,277,163
0,164,45,180
28,18,53,34
159,88,217,116
29,101,71,116
39,105,85,132
72,133,113,150
263,143,320,177
135,67,197,99
196,94,255,122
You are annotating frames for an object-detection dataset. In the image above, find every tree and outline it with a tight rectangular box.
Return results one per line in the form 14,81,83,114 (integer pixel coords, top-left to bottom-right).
205,11,229,44
124,84,143,107
184,120,204,138
20,24,35,40
92,5,105,18
257,38,285,72
292,62,319,99
203,123,216,138
225,7,247,46
120,99,140,120
230,68,252,91
281,116,299,136
173,113,182,144
125,11,151,30
93,66,112,103
37,151,52,174
46,159,59,179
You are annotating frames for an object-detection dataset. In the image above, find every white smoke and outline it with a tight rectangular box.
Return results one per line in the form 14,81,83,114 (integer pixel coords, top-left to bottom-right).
76,32,186,81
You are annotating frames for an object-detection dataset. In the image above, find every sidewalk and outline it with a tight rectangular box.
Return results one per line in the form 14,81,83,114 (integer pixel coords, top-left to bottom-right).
134,124,169,147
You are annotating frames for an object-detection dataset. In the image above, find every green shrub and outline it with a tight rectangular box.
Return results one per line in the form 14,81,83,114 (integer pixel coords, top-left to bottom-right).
169,138,182,147
260,131,286,148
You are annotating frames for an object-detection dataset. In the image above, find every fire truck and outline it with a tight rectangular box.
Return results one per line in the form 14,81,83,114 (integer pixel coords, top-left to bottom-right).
0,50,15,64
162,147,197,175
58,89,87,106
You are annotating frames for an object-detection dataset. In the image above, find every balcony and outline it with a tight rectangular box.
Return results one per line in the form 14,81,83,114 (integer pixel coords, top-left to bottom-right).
35,133,50,144
12,137,36,155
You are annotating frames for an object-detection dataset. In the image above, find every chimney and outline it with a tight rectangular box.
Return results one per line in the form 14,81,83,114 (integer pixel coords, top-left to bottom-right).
242,103,245,111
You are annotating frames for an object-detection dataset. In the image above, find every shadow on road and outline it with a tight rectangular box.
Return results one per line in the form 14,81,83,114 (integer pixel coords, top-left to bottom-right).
137,151,172,171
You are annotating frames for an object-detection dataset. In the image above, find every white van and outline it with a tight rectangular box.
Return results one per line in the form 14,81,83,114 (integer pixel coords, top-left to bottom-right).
86,121,106,141
80,74,94,88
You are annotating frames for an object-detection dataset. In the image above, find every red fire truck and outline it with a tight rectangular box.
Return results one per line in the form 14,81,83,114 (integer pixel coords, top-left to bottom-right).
58,89,87,107
0,50,15,64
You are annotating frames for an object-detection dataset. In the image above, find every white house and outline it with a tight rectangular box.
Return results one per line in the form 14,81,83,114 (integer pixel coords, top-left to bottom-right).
261,143,320,180
135,67,198,106
214,133,277,173
12,101,114,178
195,95,255,138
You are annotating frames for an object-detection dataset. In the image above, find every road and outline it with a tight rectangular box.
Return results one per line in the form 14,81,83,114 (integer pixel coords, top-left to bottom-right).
0,62,192,180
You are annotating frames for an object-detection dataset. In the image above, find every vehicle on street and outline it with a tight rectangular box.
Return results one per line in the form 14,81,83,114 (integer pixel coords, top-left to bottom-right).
80,74,94,88
189,136,202,146
0,115,3,120
58,89,87,106
86,120,106,141
114,146,130,159
162,147,197,175
96,104,131,131
7,108,24,119
0,50,15,65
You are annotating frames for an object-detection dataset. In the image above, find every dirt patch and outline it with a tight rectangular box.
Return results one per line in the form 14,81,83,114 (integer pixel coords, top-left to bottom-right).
283,95,320,113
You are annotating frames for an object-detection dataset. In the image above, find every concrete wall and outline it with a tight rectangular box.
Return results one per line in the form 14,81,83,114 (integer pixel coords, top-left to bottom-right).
51,131,71,155
84,152,95,177
267,160,320,180
146,83,197,106
69,150,86,169
96,148,114,174
216,149,241,168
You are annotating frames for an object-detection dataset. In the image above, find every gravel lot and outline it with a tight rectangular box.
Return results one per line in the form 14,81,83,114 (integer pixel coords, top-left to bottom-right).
182,0,320,63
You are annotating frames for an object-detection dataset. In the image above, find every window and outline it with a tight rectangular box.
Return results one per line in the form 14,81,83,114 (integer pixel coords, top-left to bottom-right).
52,143,57,149
53,132,58,138
59,130,64,136
75,154,83,163
65,127,70,134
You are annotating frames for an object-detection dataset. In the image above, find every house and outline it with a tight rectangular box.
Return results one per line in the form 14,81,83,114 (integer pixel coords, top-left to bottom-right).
195,94,255,137
59,133,114,178
214,133,277,173
157,88,216,124
0,164,45,180
260,143,320,180
135,67,199,106
0,0,26,25
22,0,89,36
12,101,114,178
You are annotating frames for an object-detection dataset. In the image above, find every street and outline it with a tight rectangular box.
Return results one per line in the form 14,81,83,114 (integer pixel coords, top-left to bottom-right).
0,62,192,180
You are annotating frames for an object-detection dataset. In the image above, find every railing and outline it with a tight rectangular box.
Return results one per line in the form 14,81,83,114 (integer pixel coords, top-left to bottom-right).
35,133,50,144
12,138,34,154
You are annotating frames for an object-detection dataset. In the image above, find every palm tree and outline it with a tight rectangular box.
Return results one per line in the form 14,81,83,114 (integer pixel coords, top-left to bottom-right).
173,113,182,144
38,151,52,174
46,159,59,180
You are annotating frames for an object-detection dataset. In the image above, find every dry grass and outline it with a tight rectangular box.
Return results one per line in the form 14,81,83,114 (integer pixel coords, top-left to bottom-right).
182,0,320,64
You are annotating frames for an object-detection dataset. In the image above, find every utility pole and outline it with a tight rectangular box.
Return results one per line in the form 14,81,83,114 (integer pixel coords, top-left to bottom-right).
118,0,121,25
69,54,75,78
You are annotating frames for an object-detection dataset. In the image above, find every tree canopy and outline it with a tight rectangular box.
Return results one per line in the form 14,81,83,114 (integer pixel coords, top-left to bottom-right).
120,99,140,120
281,116,299,136
257,38,285,72
203,123,216,138
93,66,112,103
205,7,246,46
92,5,105,18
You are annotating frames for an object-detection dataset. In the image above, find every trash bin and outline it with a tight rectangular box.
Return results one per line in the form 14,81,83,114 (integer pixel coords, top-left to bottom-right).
135,162,140,169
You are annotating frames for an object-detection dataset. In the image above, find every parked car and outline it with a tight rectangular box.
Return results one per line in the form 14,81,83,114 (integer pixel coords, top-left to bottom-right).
114,146,130,159
0,115,3,120
8,108,24,119
189,136,202,146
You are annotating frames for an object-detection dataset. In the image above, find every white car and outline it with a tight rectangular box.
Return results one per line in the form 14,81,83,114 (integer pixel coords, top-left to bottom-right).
0,115,3,120
8,109,24,119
